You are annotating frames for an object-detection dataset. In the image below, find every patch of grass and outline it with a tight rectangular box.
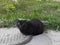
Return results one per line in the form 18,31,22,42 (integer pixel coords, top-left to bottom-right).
0,0,60,30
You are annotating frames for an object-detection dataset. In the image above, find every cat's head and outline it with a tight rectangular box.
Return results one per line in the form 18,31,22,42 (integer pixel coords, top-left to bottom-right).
16,19,28,29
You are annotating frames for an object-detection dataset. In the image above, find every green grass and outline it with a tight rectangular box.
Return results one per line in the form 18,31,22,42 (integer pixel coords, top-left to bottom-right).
0,0,60,30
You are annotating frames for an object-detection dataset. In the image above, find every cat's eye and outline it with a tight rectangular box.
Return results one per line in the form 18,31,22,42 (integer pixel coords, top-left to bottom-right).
17,22,20,25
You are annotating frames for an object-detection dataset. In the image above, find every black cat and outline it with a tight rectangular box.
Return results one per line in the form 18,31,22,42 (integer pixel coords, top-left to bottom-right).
17,18,44,36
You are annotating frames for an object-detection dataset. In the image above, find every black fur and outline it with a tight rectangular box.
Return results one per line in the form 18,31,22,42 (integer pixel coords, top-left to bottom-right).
16,19,27,29
17,19,44,36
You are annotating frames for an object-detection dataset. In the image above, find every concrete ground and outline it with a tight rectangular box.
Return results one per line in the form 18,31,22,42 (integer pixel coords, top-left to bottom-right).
26,30,60,45
0,28,60,45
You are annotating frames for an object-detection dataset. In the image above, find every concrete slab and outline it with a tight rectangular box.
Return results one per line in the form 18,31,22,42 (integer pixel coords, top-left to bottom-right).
26,30,60,45
0,28,60,45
